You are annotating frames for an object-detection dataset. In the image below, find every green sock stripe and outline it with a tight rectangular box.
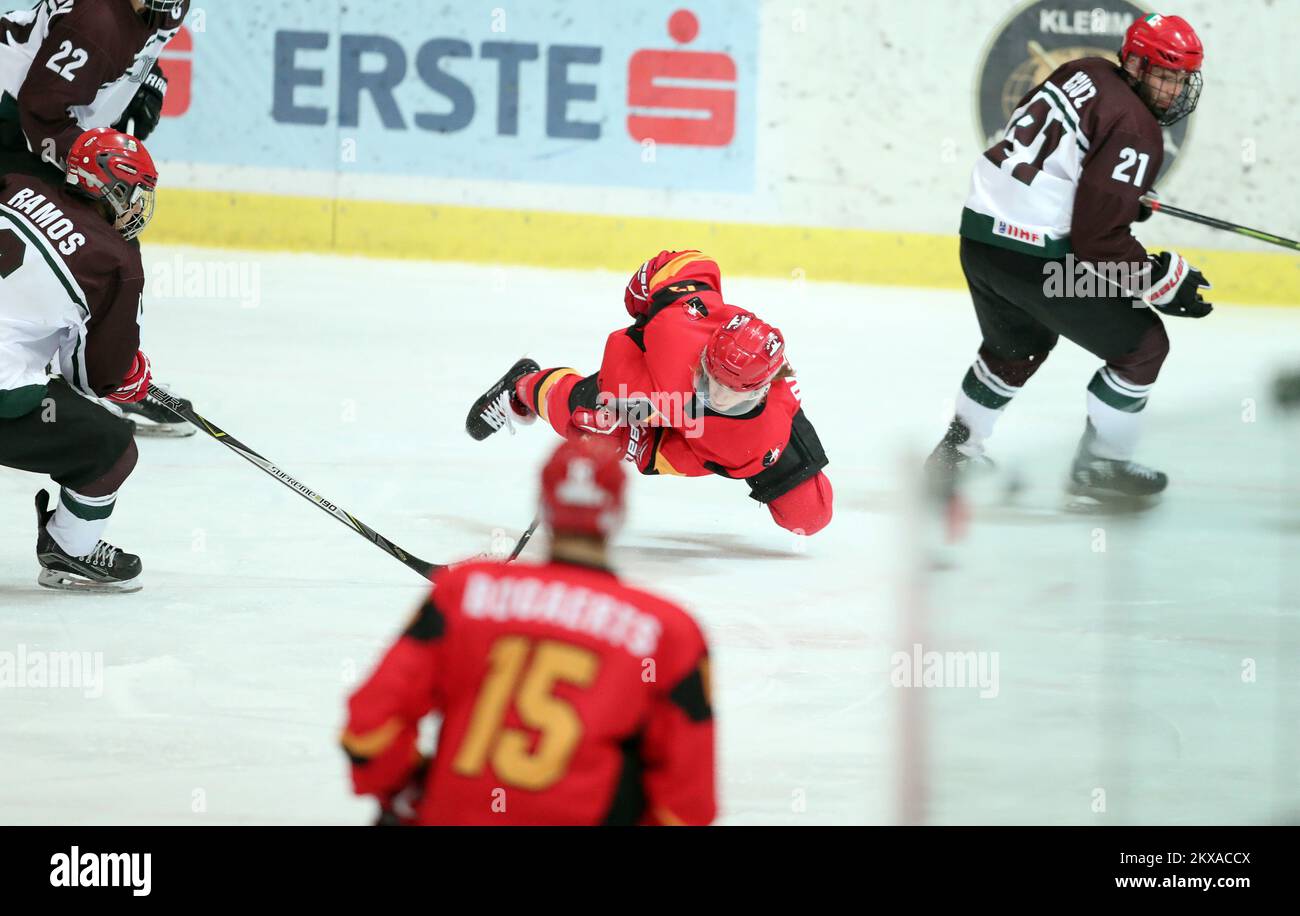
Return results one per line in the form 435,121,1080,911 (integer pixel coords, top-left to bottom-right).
961,367,1012,409
59,489,116,521
1088,371,1147,413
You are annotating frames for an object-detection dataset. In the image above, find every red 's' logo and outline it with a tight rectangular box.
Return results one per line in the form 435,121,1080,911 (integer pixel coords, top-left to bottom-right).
627,9,736,147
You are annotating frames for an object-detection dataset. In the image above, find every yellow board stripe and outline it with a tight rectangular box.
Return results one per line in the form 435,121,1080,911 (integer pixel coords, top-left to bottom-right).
149,189,1300,306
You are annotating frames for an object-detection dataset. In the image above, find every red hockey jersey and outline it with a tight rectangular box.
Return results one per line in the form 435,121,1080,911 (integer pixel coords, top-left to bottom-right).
342,558,716,826
597,251,808,480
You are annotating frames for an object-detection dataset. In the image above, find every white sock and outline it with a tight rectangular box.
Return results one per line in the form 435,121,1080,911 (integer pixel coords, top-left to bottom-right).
954,355,1023,453
46,489,116,557
1084,367,1152,461
955,391,1003,454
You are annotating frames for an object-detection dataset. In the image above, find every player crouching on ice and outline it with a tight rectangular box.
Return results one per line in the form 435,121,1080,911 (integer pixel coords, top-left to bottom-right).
928,14,1210,507
466,250,833,536
0,128,159,591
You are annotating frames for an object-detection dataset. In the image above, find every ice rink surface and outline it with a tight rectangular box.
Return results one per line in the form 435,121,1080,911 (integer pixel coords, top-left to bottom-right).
2,247,1297,825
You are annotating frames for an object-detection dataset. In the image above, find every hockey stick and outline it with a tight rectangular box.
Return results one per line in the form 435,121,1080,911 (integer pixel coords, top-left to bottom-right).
1140,196,1300,252
146,383,444,580
508,514,541,561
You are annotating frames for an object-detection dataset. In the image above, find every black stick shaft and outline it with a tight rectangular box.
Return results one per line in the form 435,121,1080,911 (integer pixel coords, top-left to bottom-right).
508,514,540,561
1141,197,1300,252
147,383,444,580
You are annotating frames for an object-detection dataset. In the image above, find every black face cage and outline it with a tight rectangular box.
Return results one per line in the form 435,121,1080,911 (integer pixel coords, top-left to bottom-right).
142,0,181,28
1157,69,1202,127
97,155,155,242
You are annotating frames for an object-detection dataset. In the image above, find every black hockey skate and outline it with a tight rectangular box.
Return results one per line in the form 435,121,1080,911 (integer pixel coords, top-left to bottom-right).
34,491,142,593
120,387,196,438
1066,422,1167,509
466,358,540,441
924,418,994,498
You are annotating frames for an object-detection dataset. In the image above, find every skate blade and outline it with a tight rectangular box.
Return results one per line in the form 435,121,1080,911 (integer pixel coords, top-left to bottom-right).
128,419,196,438
37,568,143,593
1063,491,1160,515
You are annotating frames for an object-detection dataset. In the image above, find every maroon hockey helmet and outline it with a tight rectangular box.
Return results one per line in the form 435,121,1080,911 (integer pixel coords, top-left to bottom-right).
540,436,628,539
65,128,159,241
1120,14,1204,126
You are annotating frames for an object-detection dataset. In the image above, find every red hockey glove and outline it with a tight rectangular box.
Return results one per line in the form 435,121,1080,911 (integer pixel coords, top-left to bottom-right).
375,757,430,826
107,350,152,403
571,397,656,469
624,250,681,318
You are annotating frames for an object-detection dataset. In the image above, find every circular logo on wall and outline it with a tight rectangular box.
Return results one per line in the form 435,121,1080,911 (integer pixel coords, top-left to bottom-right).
974,0,1192,182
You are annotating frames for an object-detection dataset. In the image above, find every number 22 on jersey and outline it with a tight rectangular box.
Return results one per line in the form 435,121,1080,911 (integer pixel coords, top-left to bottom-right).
452,637,600,791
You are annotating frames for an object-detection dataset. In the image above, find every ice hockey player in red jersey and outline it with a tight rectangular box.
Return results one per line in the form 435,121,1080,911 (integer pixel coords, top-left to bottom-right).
0,127,159,591
466,250,833,536
342,436,716,826
928,14,1209,506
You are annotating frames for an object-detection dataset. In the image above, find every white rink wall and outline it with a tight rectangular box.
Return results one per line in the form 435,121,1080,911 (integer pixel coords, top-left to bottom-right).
119,0,1298,255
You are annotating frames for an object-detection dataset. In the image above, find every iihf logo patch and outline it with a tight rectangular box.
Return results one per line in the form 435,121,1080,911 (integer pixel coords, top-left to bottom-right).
682,296,708,320
762,446,781,467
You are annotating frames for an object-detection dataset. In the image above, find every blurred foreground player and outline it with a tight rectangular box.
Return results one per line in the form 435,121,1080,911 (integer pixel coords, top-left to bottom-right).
467,249,832,536
0,0,194,437
0,127,159,591
928,14,1209,506
342,436,716,825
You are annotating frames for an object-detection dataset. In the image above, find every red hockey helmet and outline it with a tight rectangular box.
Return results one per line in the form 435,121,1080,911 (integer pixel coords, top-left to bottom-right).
697,312,785,415
66,127,158,241
540,436,628,539
1120,14,1204,126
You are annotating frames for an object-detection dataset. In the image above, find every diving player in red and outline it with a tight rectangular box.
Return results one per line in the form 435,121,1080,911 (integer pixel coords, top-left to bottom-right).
342,435,716,826
466,250,833,536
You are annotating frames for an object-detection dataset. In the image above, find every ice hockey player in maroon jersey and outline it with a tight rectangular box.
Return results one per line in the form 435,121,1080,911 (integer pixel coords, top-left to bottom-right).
465,250,833,536
342,436,716,826
929,14,1210,506
0,1,189,167
0,127,159,591
0,0,193,437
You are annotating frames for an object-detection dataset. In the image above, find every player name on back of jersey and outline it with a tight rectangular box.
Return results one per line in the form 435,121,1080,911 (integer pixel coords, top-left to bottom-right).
3,187,86,255
461,570,663,658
